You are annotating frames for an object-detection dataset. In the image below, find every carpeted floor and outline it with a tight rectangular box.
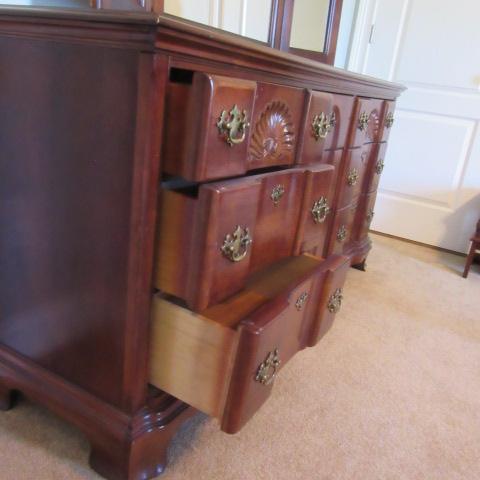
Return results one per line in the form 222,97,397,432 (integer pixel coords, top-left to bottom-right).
1,233,480,480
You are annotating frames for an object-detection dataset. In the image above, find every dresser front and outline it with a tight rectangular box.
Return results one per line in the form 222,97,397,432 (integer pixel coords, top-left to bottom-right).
149,48,401,432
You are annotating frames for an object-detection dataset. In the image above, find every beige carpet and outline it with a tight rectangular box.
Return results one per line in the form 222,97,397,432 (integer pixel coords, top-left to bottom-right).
1,234,480,480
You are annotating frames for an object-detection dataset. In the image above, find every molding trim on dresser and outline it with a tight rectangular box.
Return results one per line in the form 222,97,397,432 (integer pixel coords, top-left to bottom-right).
0,5,405,480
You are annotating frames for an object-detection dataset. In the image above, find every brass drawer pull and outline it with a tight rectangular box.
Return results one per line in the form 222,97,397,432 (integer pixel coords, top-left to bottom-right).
327,288,344,313
358,111,370,132
347,168,359,186
337,225,347,242
312,111,336,140
221,225,252,262
295,291,309,311
366,209,375,224
271,184,285,206
375,158,385,175
217,105,250,146
385,112,395,129
255,349,281,386
311,197,331,224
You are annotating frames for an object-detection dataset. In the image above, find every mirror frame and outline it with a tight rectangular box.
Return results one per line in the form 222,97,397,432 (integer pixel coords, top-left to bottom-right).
268,0,343,65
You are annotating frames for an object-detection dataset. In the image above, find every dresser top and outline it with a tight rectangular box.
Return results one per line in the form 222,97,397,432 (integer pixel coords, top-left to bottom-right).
0,2,405,99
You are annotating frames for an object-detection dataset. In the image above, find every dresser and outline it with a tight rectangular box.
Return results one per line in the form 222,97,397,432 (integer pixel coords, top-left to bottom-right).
0,5,404,479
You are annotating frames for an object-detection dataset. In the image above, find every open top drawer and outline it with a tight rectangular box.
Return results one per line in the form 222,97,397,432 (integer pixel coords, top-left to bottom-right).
150,254,349,434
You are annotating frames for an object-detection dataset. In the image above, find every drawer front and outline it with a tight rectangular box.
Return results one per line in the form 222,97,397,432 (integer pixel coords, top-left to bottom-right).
297,91,334,164
328,204,357,255
306,255,350,346
250,170,305,272
355,191,378,241
337,148,368,210
223,273,317,433
155,169,305,311
294,164,335,257
326,93,356,150
248,83,305,170
150,254,349,434
349,98,385,147
380,101,396,143
365,142,388,193
163,72,256,181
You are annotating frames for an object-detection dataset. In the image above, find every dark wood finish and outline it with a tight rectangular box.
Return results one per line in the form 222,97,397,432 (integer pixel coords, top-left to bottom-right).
163,73,256,182
0,5,404,479
463,219,480,278
270,0,344,65
294,164,335,256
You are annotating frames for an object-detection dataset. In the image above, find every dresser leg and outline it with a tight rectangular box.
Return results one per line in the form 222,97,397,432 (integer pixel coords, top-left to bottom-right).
352,259,367,272
89,401,193,480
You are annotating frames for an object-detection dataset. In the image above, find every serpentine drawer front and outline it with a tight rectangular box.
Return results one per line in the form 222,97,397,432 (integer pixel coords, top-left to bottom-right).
364,142,388,193
298,92,355,164
162,71,305,182
337,148,368,210
155,166,334,311
149,254,349,434
355,191,378,241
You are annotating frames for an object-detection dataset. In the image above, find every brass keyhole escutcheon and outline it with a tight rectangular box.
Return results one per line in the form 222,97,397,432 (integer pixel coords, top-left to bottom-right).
337,225,347,242
311,111,336,140
327,288,344,314
311,197,331,224
366,209,375,224
255,349,281,386
376,158,385,175
347,168,359,186
295,292,309,311
217,105,250,146
358,111,370,132
221,225,252,262
385,112,395,129
271,184,285,206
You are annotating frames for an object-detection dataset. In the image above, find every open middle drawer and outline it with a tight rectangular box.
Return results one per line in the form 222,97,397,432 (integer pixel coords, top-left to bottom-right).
150,253,349,434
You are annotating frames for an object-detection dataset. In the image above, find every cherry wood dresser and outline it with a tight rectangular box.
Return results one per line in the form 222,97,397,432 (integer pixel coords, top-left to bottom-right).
0,4,404,479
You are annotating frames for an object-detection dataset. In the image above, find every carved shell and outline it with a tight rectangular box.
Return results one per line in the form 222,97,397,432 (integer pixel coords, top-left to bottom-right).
249,102,295,163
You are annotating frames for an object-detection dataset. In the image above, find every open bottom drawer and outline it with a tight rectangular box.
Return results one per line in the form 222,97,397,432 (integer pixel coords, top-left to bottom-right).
150,254,349,433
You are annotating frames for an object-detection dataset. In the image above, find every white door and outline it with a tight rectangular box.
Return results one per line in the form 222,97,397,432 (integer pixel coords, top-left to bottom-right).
348,0,480,253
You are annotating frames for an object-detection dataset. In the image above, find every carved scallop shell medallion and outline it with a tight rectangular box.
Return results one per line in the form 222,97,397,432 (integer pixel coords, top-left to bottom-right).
249,101,295,164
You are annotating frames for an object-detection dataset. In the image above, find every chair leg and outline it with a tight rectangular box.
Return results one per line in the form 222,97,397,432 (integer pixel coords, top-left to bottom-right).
463,241,477,278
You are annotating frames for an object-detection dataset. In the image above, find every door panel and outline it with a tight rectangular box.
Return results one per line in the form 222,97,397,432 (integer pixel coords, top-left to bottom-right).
349,0,480,252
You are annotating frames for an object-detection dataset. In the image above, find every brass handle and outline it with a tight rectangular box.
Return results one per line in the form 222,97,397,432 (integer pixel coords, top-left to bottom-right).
347,168,359,186
295,292,309,311
221,225,252,262
255,349,281,386
271,184,285,206
327,288,344,313
337,225,347,242
312,111,336,140
385,112,394,129
366,209,375,224
311,197,331,224
358,111,370,132
217,105,250,146
375,158,385,175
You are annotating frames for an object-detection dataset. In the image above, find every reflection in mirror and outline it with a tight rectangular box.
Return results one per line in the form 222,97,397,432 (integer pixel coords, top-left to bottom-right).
164,0,273,43
289,0,330,53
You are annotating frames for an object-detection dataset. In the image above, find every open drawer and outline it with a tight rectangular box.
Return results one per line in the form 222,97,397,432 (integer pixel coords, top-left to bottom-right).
150,254,349,434
154,165,334,311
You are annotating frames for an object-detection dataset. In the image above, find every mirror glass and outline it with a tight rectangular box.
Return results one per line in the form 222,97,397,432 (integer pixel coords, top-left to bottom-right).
289,0,330,52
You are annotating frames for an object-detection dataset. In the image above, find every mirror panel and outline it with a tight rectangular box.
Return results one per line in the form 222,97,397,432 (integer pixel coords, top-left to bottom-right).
289,0,330,53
